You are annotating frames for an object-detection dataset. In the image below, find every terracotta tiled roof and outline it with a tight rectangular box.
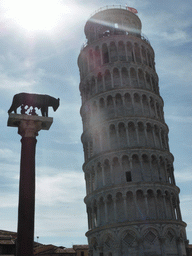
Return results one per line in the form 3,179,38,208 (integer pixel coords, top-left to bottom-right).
0,230,16,245
55,247,76,253
34,244,56,254
73,244,89,250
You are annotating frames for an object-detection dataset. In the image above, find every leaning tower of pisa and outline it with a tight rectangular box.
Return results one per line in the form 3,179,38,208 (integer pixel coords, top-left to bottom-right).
78,6,188,256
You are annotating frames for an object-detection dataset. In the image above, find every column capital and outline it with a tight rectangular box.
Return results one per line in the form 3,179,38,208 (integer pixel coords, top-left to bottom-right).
19,120,42,137
7,113,53,138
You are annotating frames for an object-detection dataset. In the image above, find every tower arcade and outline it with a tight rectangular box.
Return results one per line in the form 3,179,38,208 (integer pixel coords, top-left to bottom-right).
78,6,188,256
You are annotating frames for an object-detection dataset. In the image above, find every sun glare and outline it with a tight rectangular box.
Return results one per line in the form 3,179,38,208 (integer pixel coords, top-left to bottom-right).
3,0,64,31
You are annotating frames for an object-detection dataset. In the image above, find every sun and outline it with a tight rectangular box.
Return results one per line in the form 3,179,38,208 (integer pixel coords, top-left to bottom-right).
2,0,64,31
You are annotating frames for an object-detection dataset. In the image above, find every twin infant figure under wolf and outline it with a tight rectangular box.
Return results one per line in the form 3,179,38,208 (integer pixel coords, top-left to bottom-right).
8,92,60,117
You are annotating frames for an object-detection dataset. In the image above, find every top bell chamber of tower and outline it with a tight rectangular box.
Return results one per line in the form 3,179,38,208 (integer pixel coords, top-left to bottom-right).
84,6,142,44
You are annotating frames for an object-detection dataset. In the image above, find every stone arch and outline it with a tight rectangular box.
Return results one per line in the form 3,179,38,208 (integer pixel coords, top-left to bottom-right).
122,155,131,182
98,197,105,226
85,81,90,101
151,75,156,93
118,122,127,148
159,156,166,182
104,159,111,186
150,96,156,118
107,95,113,107
171,192,178,220
101,127,108,151
99,97,105,109
156,189,165,219
164,228,178,255
102,43,109,64
134,43,141,63
87,205,92,230
91,76,96,95
130,67,138,87
132,154,141,181
126,41,134,62
138,68,145,88
124,93,133,115
116,192,125,221
82,141,88,161
94,130,100,154
97,72,103,92
145,72,151,89
113,157,121,184
121,67,129,87
136,189,146,220
90,237,98,252
91,166,96,192
133,93,141,115
89,49,94,71
85,172,91,195
165,158,173,183
121,229,138,255
118,41,126,61
92,199,98,227
142,94,149,116
138,121,145,146
147,49,153,68
141,45,147,64
95,45,101,67
128,122,137,147
107,95,115,118
115,93,123,106
102,233,115,253
83,141,88,162
142,154,151,181
147,189,156,219
143,228,161,255
146,122,154,147
151,154,159,181
92,101,97,115
110,41,118,62
83,55,88,77
113,67,120,88
88,136,93,158
104,69,112,90
161,129,166,149
115,93,123,116
154,124,161,148
165,190,172,219
109,124,117,149
107,194,114,223
96,162,102,189
126,191,134,220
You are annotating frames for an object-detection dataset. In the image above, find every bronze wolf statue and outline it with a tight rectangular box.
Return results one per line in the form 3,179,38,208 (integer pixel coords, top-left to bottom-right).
8,93,60,117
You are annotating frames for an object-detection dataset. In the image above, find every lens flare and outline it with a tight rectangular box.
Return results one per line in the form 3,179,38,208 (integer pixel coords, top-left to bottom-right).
2,0,64,31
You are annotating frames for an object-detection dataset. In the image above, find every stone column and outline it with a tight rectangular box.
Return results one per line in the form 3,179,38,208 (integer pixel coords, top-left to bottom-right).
17,128,38,256
159,236,166,256
8,114,53,256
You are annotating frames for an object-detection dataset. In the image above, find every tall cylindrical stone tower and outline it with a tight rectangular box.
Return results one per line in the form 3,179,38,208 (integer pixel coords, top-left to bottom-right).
78,6,188,256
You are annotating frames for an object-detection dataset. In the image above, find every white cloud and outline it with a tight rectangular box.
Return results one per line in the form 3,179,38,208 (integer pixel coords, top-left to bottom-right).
141,9,192,44
175,168,192,183
0,194,18,208
166,115,192,124
36,170,85,206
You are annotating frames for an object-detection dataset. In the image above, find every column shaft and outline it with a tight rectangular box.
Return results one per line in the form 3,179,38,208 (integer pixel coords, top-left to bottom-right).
16,137,37,256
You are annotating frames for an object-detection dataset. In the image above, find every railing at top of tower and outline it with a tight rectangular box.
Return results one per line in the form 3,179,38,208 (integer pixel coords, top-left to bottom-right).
80,33,151,51
89,5,138,18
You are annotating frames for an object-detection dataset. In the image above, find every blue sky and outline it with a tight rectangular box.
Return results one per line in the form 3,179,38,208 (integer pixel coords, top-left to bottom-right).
0,0,192,248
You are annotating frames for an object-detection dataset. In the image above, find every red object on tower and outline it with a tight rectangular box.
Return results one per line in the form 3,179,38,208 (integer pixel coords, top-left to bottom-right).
127,7,138,14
